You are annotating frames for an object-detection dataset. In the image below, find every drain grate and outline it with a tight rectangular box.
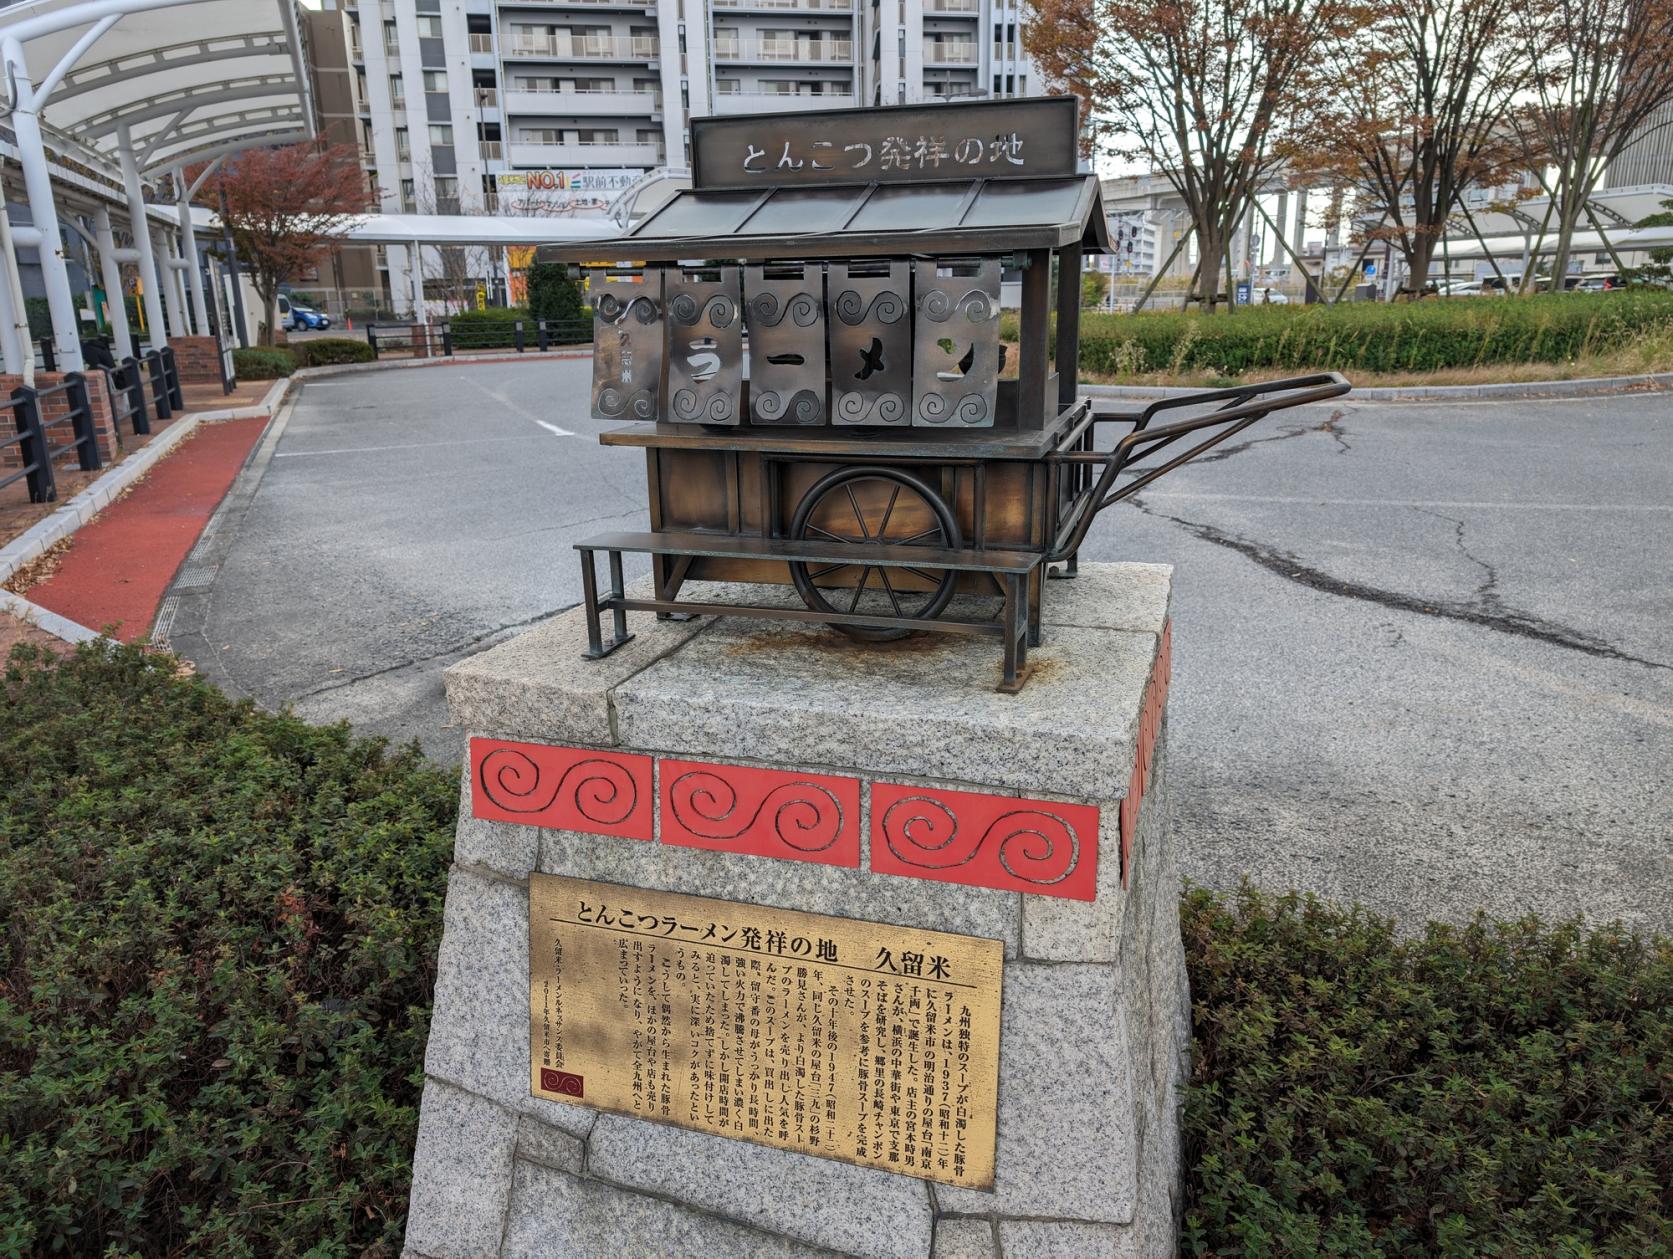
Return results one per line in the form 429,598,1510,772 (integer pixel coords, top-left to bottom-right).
171,563,218,591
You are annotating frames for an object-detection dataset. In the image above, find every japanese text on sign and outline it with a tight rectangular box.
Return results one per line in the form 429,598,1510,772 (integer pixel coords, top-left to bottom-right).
529,874,1003,1188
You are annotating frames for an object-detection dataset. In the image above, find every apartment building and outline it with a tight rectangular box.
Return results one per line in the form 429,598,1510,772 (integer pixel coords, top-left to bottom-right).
310,0,1040,310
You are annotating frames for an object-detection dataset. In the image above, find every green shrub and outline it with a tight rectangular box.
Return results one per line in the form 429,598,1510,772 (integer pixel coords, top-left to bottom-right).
1181,886,1673,1256
527,261,587,341
231,346,297,379
293,336,376,367
24,296,53,341
447,305,526,349
1008,290,1673,377
0,641,455,1256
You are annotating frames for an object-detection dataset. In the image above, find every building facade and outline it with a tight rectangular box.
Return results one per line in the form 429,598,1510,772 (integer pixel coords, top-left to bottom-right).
309,0,1040,313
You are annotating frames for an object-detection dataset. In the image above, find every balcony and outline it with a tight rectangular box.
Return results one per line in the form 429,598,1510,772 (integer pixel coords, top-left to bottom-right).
712,37,854,63
992,41,1018,61
924,41,977,63
712,0,852,10
507,139,664,166
469,33,494,52
709,90,857,113
924,0,978,10
501,0,654,6
475,86,500,108
480,140,504,160
503,86,661,115
505,33,659,59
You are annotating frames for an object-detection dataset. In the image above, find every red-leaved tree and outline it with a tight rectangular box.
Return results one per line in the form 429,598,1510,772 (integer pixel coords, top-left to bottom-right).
196,142,374,345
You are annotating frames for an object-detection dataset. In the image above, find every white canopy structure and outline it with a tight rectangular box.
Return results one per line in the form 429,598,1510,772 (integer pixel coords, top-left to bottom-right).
0,0,313,372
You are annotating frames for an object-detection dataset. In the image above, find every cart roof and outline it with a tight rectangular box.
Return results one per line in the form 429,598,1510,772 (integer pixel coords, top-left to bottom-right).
536,96,1111,264
537,175,1111,264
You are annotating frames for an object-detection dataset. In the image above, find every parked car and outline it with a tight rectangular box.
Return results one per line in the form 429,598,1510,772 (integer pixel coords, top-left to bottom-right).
290,303,332,331
1573,274,1622,292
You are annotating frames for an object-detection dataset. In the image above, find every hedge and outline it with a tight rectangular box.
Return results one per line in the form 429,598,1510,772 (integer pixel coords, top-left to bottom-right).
292,337,376,368
1183,886,1673,1256
447,306,591,350
3,644,1668,1255
1003,290,1673,377
230,346,296,379
0,641,455,1256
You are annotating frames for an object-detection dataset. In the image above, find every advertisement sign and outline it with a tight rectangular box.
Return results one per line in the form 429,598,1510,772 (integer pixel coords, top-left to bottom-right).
494,169,643,217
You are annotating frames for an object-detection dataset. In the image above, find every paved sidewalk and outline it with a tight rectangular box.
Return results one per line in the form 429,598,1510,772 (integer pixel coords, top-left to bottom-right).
23,416,269,640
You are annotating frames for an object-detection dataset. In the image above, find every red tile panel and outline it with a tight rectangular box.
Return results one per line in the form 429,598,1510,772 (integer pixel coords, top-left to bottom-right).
660,759,861,867
870,783,1099,901
470,737,654,841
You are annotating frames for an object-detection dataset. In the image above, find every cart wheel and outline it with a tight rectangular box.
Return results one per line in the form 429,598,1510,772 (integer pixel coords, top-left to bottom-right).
788,466,961,642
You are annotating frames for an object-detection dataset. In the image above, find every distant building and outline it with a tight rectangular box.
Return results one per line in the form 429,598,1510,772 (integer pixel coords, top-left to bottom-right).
306,0,1042,314
1606,102,1673,190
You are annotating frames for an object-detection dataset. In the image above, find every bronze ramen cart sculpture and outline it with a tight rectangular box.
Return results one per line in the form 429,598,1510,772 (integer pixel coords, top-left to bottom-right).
542,97,1349,692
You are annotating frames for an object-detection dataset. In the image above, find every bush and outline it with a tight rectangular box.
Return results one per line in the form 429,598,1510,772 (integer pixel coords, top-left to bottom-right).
447,305,526,350
1005,290,1673,378
231,346,297,379
1181,886,1673,1256
0,641,455,1255
527,260,587,339
24,297,53,341
293,337,376,368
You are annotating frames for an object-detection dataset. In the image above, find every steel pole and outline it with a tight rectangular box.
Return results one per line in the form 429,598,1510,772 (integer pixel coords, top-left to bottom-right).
157,230,187,335
0,207,27,374
2,38,85,372
116,123,168,350
93,205,134,359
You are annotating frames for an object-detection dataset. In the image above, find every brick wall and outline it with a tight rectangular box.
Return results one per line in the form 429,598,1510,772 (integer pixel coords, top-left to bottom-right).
1,371,121,475
169,336,223,386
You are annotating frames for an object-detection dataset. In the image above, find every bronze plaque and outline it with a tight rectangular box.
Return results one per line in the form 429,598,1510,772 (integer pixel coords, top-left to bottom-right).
589,268,664,421
745,262,827,426
691,95,1080,189
667,265,744,425
830,260,911,427
529,874,1003,1188
912,258,1001,428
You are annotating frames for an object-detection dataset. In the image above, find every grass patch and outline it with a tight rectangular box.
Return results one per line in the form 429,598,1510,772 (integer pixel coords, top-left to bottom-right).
3,646,1668,1254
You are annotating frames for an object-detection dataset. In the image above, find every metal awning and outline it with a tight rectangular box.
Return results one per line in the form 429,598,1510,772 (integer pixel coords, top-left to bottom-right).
0,0,312,178
537,175,1114,264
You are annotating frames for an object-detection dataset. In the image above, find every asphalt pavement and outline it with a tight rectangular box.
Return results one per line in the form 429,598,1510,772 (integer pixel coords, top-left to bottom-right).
165,358,1673,931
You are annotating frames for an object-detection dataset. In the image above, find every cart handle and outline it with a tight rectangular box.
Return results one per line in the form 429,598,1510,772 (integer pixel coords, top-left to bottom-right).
1047,371,1351,561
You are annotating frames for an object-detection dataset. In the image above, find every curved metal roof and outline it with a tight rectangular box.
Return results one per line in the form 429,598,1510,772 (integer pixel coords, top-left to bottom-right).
0,0,312,178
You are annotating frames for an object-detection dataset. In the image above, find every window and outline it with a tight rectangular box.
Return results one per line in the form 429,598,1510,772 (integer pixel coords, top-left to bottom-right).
429,124,454,145
423,70,448,92
416,14,442,37
577,128,619,144
389,73,405,105
573,76,614,91
382,19,398,50
636,128,659,143
395,126,410,158
401,177,415,199
436,176,459,198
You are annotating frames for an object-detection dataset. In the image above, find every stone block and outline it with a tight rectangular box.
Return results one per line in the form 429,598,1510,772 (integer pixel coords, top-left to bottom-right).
996,1220,1138,1258
444,594,710,746
515,1112,585,1173
453,770,537,879
613,617,1156,800
589,1113,934,1258
1041,563,1174,634
502,1160,834,1258
931,1219,998,1258
422,865,593,1138
1020,791,1132,963
403,1079,517,1259
936,963,1138,1223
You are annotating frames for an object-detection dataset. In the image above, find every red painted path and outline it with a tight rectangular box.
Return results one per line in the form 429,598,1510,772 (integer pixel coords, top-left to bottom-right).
27,417,269,641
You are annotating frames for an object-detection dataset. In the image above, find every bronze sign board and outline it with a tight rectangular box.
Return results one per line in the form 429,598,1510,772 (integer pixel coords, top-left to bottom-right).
590,269,663,422
745,263,827,426
690,95,1081,190
529,873,1004,1188
666,266,743,425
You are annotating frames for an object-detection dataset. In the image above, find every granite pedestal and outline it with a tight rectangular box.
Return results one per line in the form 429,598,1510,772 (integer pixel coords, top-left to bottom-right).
406,562,1189,1259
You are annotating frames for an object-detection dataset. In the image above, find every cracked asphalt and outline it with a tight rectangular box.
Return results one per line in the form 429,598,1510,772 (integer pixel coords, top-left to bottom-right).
168,358,1673,930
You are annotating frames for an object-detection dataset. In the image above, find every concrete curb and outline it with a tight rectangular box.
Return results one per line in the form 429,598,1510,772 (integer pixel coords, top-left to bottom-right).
0,589,102,644
1083,370,1673,404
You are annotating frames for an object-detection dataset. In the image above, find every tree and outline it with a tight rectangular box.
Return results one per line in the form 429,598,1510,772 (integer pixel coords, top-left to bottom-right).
1505,0,1673,286
526,260,585,327
1029,0,1353,309
196,142,373,345
1294,0,1529,297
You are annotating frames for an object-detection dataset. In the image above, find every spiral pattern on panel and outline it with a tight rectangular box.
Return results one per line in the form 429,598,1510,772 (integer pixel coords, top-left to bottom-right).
880,797,1080,884
834,289,906,325
478,747,638,826
673,389,735,422
671,293,735,328
921,288,993,324
596,386,655,419
836,391,906,424
668,770,845,852
749,291,819,328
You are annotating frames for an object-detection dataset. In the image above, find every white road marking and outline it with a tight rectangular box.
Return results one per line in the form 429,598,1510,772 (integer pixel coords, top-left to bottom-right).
536,420,574,437
1141,491,1673,513
463,375,575,435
